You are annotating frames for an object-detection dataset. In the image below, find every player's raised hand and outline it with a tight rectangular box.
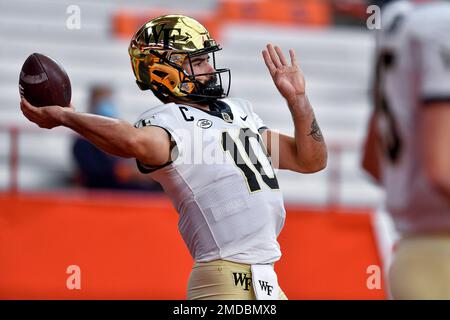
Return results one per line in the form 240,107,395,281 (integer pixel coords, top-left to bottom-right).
20,98,75,129
262,44,306,105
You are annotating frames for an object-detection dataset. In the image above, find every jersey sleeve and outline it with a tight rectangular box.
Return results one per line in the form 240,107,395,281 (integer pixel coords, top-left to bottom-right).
413,20,450,103
247,100,268,132
133,104,183,174
231,98,269,133
252,111,269,133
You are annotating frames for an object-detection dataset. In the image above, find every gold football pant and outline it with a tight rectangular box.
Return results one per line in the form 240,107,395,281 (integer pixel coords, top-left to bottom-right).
389,234,450,299
187,260,288,300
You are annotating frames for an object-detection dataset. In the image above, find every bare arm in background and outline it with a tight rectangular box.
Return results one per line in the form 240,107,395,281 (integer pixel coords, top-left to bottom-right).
420,102,450,200
361,109,382,184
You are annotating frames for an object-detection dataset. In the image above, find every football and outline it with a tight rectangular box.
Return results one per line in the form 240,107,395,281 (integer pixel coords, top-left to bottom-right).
19,53,71,107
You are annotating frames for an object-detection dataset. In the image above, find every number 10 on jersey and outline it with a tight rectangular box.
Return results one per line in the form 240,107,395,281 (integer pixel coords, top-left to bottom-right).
221,128,279,193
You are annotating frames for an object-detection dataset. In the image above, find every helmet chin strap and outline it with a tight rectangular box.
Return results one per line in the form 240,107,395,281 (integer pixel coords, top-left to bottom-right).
195,76,224,98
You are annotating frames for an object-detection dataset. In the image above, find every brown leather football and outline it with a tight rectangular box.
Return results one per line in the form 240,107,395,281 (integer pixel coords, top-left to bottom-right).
19,53,71,107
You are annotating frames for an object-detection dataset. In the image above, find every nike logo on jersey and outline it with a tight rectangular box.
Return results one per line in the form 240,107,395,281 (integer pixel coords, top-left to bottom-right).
240,115,248,121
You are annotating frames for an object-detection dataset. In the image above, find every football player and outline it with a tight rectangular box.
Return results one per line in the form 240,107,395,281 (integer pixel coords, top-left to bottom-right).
20,14,327,299
362,1,450,299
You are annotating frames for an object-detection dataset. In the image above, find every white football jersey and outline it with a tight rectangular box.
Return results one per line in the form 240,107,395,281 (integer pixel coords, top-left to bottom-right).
376,2,450,234
134,98,286,264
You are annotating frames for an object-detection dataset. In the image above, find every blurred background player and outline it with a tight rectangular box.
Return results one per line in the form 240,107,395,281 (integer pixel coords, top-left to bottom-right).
72,84,162,191
20,14,327,300
362,0,450,299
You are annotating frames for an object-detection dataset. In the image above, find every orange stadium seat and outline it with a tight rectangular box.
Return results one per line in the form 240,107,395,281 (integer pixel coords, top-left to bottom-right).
220,0,331,26
111,1,331,40
112,9,222,41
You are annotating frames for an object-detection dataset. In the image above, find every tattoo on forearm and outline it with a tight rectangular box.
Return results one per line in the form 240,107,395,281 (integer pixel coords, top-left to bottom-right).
307,118,323,142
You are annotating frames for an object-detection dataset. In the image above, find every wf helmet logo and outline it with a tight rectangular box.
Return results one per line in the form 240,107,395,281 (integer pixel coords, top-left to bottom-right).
233,272,252,291
144,25,189,49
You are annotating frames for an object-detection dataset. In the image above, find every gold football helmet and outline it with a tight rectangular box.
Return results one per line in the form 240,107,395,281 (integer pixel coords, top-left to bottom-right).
128,14,230,103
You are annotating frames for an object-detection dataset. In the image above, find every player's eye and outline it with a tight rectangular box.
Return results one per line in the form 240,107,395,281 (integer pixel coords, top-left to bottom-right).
193,57,209,66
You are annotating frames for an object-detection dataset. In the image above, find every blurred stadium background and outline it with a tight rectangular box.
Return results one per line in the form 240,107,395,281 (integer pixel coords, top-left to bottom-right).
0,0,396,299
